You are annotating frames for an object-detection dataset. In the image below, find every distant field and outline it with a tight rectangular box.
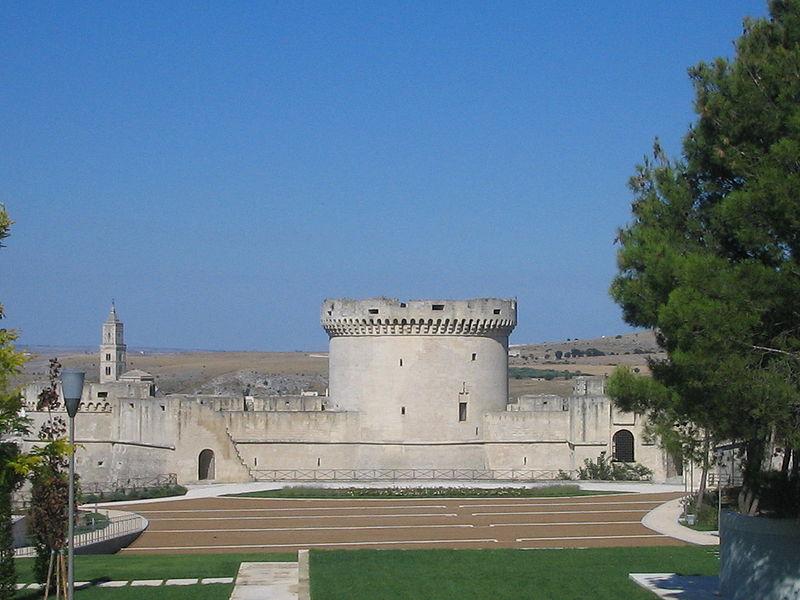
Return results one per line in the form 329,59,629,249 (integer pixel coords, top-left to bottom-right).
19,351,329,395
18,331,659,397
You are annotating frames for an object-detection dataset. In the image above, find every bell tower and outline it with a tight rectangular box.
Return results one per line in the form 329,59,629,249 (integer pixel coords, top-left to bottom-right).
100,302,126,383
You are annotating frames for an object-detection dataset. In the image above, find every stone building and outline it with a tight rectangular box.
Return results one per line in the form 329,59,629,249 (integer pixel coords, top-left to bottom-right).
21,299,676,484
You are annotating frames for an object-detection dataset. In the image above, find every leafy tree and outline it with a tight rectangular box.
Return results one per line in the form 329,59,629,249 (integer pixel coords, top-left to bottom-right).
30,359,72,593
607,368,716,512
610,1,800,515
0,206,39,598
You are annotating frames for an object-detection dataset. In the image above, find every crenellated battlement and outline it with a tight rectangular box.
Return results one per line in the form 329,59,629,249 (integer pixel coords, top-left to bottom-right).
321,298,517,337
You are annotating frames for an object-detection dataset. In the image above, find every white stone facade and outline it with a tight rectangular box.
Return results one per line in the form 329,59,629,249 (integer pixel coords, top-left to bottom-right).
21,298,674,485
99,304,126,383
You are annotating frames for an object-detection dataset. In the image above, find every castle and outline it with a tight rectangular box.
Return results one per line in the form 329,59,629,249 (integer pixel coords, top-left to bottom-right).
21,299,676,484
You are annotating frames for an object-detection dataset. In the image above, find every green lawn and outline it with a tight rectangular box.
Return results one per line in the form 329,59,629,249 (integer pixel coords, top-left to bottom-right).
228,484,613,499
14,552,295,583
310,546,720,600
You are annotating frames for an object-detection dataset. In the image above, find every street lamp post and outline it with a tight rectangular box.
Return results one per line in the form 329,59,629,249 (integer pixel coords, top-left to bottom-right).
61,369,84,600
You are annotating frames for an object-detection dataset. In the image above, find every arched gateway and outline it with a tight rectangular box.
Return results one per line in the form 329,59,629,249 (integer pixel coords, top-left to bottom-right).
198,449,215,480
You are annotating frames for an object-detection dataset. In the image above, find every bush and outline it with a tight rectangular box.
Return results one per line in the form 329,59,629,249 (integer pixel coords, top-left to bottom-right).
682,491,719,531
81,483,187,504
577,452,653,481
232,485,594,499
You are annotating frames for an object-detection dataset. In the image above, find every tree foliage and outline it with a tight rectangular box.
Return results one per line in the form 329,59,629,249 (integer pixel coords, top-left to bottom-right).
30,359,75,593
610,1,800,515
0,206,33,599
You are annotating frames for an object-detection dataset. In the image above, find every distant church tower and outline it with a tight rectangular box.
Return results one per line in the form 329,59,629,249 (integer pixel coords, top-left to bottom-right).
100,302,126,383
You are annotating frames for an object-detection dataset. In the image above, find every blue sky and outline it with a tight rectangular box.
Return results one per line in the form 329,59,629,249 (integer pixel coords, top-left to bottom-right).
1,1,767,351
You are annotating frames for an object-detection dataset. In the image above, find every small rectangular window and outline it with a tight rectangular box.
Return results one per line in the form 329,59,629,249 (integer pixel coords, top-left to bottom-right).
105,367,111,376
400,302,407,307
399,358,403,367
471,353,477,361
97,391,108,398
254,457,258,466
432,304,444,311
493,309,501,315
459,402,467,422
401,406,406,415
369,308,379,314
105,353,111,361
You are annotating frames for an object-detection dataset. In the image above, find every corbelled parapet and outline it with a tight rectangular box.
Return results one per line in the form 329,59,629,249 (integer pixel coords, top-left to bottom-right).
321,297,517,337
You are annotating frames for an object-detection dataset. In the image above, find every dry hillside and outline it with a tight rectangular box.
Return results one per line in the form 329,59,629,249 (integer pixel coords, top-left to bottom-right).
19,331,661,399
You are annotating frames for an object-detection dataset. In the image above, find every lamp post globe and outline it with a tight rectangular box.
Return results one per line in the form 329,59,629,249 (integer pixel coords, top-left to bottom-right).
61,369,84,417
60,368,83,600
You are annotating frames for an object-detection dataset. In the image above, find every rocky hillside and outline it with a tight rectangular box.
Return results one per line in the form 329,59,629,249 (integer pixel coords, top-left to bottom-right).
192,369,327,397
510,330,663,367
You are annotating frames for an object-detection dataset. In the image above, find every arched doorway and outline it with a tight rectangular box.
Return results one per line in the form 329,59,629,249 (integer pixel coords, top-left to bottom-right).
198,449,215,480
612,430,635,462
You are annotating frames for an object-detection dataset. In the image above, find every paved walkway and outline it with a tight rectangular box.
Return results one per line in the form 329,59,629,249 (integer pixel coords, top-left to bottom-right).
629,500,722,599
630,573,722,599
15,578,234,590
229,551,309,600
229,563,298,600
641,498,719,545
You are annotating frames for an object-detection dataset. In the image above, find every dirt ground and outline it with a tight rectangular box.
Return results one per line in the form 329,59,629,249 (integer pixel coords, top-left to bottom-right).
117,492,683,554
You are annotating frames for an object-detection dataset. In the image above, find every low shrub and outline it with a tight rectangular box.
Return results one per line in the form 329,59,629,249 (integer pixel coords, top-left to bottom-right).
682,491,719,531
578,452,653,481
229,485,608,499
81,483,188,504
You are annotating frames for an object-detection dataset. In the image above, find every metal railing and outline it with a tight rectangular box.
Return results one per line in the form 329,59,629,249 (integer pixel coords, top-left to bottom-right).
14,512,147,558
250,468,572,482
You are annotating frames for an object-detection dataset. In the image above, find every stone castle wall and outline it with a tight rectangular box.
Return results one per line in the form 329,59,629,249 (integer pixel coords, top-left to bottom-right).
20,298,672,485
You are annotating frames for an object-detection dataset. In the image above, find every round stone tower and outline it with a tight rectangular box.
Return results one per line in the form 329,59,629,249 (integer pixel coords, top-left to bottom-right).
321,298,517,447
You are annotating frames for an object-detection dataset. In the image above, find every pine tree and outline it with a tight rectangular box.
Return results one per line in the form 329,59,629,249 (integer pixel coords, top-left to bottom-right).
611,1,800,515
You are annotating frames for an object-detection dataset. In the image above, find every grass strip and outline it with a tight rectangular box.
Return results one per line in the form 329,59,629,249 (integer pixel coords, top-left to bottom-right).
310,546,720,600
15,552,295,583
227,484,613,499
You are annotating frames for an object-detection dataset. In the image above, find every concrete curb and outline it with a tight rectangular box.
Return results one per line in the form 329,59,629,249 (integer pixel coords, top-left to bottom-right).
298,549,309,600
642,498,719,545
